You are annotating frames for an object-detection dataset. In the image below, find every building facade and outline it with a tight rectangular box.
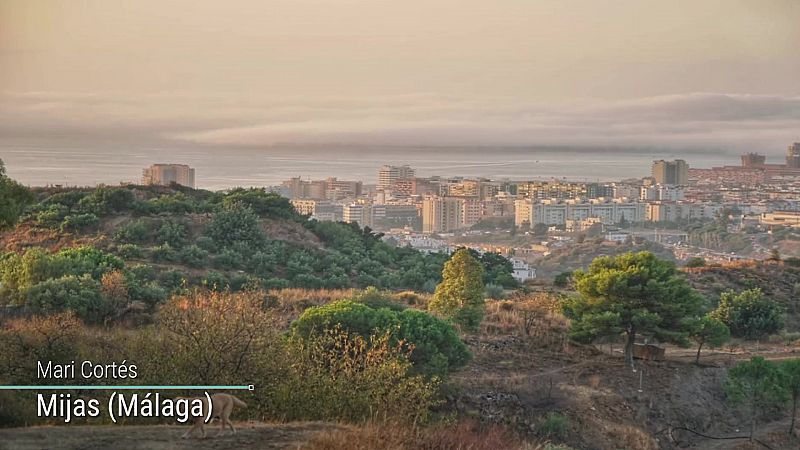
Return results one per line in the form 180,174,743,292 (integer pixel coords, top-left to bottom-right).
651,159,688,185
422,196,462,233
377,165,415,190
142,164,195,188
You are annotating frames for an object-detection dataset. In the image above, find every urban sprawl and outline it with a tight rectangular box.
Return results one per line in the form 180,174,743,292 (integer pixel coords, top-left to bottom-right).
141,143,800,280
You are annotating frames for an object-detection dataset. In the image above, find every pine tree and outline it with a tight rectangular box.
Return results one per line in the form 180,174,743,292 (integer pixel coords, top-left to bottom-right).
564,251,705,367
429,249,485,332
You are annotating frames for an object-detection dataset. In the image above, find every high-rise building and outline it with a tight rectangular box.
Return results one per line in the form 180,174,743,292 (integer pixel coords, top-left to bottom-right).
142,164,195,188
343,202,373,228
422,196,462,233
325,177,362,201
741,153,766,168
651,160,688,185
377,165,415,190
787,143,800,169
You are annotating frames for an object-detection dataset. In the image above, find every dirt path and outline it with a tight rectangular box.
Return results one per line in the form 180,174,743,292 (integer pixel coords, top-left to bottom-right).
0,422,341,450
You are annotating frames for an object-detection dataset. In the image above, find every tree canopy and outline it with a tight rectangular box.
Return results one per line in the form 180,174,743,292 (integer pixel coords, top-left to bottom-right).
726,357,788,440
564,251,705,366
0,159,34,230
711,288,784,340
292,297,471,377
689,315,730,365
429,249,486,332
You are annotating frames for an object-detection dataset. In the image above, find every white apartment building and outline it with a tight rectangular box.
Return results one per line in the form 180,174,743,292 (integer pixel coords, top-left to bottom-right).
645,202,724,222
520,199,645,226
141,164,195,188
377,165,415,190
640,184,685,201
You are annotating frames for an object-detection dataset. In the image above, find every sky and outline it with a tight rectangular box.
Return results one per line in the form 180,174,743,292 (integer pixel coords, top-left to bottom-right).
1,0,799,157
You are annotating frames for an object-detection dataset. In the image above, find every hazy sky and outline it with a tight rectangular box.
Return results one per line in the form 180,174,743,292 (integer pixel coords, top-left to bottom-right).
1,0,799,154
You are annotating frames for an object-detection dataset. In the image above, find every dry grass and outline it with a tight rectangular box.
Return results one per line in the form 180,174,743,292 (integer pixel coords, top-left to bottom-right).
481,293,569,348
301,420,557,450
266,288,355,318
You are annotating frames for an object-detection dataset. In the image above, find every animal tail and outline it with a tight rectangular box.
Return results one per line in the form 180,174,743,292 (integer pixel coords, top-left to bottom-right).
231,396,247,408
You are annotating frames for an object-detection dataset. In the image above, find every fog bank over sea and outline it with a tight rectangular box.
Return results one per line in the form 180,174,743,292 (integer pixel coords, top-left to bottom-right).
1,143,742,191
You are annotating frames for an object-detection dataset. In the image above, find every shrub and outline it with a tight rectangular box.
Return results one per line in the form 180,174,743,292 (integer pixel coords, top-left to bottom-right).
485,283,506,299
151,243,178,262
292,299,470,377
536,412,570,439
205,203,266,249
113,219,152,243
0,168,35,230
24,276,107,323
195,235,218,253
179,244,209,268
711,288,784,340
553,271,572,287
117,243,143,259
0,312,85,384
59,213,99,232
127,264,156,282
202,271,228,291
726,357,788,439
278,327,439,423
685,257,706,268
156,221,187,247
213,249,243,270
149,290,277,385
159,269,188,291
351,286,407,311
49,246,125,280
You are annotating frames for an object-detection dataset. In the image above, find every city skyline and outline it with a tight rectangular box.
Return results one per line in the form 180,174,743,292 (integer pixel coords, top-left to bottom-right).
1,0,799,170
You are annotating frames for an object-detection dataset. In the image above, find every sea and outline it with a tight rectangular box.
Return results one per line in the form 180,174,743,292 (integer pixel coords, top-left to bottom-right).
0,142,743,191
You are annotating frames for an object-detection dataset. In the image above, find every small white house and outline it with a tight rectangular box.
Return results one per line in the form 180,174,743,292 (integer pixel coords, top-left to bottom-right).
511,258,536,282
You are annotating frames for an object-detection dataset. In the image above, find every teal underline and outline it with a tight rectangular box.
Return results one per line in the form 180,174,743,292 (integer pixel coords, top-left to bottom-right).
0,385,252,390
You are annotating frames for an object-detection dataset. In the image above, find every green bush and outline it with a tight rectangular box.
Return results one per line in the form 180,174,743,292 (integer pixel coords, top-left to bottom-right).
221,188,300,220
553,271,572,287
76,187,135,215
59,213,100,232
179,244,209,268
711,288,784,340
117,243,144,259
202,271,228,291
536,412,570,439
159,269,188,291
0,167,35,230
156,221,188,247
485,283,506,299
114,219,152,243
292,299,471,377
205,203,266,249
213,249,243,270
24,275,107,322
351,286,407,311
685,257,706,268
151,243,178,262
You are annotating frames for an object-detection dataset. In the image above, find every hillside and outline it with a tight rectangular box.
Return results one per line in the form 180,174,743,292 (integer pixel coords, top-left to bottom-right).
0,185,516,322
683,260,800,331
531,239,676,279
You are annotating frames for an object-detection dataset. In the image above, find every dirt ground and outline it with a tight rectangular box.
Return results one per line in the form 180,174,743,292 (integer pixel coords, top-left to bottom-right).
450,333,800,450
0,422,340,450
